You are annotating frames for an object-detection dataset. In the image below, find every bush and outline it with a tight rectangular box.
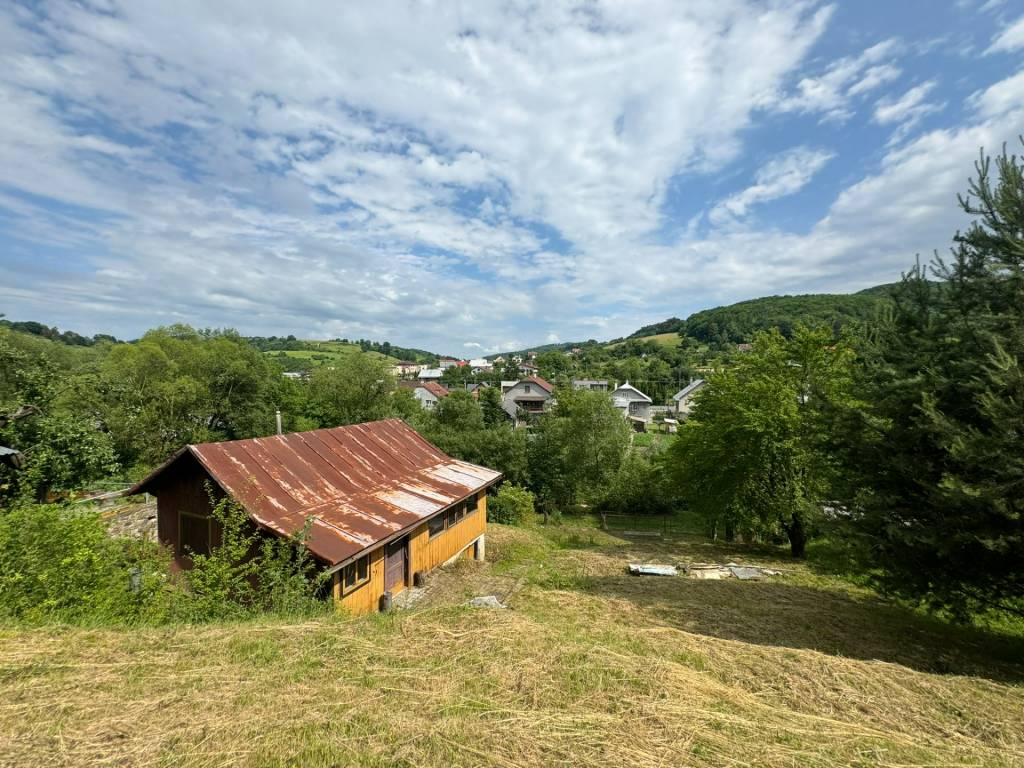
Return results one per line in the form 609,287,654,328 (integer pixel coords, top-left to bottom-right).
0,499,329,625
600,452,673,516
0,503,171,624
179,496,328,622
487,484,535,525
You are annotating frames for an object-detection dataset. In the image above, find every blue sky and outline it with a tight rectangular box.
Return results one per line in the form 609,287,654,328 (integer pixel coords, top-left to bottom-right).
1,0,1023,354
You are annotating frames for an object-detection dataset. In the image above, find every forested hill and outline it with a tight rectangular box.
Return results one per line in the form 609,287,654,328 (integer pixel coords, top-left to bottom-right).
628,284,899,344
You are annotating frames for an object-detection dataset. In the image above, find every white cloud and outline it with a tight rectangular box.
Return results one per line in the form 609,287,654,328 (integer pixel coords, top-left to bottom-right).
0,2,1019,351
710,147,834,224
873,81,945,141
987,15,1024,53
777,39,903,121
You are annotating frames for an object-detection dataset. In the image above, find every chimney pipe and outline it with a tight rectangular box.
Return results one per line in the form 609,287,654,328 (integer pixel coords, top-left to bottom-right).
275,409,282,436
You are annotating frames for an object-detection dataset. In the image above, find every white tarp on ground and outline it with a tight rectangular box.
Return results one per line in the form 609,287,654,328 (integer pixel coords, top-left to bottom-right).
628,563,678,576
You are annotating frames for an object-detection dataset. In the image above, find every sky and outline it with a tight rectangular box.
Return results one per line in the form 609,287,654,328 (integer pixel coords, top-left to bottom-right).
1,1,1023,355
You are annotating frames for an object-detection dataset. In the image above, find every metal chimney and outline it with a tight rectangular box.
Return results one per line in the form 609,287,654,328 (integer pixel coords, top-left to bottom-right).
275,409,282,436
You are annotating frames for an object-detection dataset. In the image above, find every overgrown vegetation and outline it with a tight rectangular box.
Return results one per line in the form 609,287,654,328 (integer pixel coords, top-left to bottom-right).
0,499,327,626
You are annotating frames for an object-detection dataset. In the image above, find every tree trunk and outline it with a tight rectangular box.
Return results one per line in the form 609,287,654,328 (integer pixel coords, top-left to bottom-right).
724,520,736,542
785,514,807,558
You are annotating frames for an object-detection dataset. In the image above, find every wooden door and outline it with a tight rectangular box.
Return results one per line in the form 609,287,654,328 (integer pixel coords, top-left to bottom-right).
385,537,407,591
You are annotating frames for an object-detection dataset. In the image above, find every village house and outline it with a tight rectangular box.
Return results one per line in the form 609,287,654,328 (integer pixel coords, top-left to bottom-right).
672,378,706,418
391,360,423,378
129,419,502,615
502,376,554,425
518,361,539,376
468,358,492,374
438,357,461,370
611,382,653,425
572,379,608,391
418,367,443,381
398,380,449,410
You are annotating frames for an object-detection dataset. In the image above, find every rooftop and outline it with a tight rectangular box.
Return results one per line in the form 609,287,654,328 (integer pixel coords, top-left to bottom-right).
131,419,501,566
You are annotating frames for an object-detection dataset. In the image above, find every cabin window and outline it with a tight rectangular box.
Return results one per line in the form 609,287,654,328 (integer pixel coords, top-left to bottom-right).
341,554,370,595
431,497,474,538
179,512,212,557
524,384,531,393
428,513,446,539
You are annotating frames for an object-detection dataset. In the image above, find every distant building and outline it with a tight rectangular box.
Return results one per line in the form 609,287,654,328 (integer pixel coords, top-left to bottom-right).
610,382,653,423
418,368,443,381
502,376,555,426
399,380,449,410
439,357,460,370
572,379,608,391
282,371,308,380
672,379,706,418
736,343,753,353
518,361,539,376
392,360,422,377
499,380,518,396
468,358,492,373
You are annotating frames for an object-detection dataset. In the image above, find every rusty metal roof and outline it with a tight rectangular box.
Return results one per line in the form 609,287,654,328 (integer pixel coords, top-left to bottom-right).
130,419,501,565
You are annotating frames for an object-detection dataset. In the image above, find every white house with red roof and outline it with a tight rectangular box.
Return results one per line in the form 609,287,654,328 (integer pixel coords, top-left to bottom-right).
501,376,555,425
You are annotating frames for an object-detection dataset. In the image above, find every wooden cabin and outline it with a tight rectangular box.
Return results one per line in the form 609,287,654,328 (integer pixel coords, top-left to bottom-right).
129,419,502,614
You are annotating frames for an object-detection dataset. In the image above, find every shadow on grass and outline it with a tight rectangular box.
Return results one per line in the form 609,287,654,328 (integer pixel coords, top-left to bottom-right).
580,574,1024,683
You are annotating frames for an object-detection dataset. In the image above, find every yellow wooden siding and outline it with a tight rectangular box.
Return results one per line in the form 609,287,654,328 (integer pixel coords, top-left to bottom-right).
335,547,386,615
334,493,487,615
411,493,485,575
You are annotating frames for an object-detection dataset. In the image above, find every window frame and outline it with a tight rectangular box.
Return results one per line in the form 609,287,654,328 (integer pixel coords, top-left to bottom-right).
428,496,477,539
340,554,371,596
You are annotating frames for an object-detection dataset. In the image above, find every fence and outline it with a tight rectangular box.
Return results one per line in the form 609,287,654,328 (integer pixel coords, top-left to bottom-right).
597,513,704,537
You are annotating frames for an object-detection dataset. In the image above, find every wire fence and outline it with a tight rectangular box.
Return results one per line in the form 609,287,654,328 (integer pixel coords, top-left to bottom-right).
597,513,705,537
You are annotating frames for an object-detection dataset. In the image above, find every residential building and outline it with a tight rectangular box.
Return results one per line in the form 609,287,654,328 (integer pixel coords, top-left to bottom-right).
438,357,460,370
502,376,555,425
129,419,502,615
468,357,492,374
518,361,539,376
399,380,449,410
392,360,423,377
572,379,608,391
418,367,443,381
672,378,706,418
610,381,653,423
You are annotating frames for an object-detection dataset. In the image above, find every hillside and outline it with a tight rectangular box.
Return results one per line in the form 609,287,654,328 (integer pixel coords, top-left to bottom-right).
628,286,896,345
2,519,1021,767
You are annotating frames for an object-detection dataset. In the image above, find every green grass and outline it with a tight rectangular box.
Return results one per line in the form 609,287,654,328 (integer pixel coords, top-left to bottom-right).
264,340,400,367
1,519,1022,767
607,331,682,350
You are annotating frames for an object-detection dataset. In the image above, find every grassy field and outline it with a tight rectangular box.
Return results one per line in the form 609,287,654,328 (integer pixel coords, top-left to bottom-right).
264,340,400,368
2,519,1022,767
608,331,682,350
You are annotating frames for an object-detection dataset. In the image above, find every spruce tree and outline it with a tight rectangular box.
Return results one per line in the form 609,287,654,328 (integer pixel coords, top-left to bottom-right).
847,144,1024,618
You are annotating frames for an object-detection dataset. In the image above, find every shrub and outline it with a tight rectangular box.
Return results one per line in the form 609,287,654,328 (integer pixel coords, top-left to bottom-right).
0,503,171,624
174,495,329,622
0,498,329,625
487,484,535,525
600,452,673,516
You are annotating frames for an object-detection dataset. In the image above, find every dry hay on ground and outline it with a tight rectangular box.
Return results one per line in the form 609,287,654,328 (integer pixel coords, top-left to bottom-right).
1,524,1022,767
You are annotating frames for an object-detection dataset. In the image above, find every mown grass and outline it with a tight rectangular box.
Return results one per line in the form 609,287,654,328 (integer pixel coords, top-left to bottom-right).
607,331,682,350
1,519,1022,767
264,340,399,367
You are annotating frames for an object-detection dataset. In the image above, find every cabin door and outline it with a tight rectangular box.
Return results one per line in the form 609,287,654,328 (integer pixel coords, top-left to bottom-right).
385,537,408,592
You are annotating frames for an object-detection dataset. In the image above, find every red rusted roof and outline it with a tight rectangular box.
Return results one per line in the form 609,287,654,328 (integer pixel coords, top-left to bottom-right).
523,375,553,392
397,380,449,398
130,419,501,565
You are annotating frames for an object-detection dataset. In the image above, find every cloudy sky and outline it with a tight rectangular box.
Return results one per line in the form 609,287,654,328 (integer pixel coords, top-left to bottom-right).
1,1,1023,354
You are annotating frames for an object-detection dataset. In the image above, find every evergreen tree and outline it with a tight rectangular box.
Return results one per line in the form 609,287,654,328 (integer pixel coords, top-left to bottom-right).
843,145,1024,618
